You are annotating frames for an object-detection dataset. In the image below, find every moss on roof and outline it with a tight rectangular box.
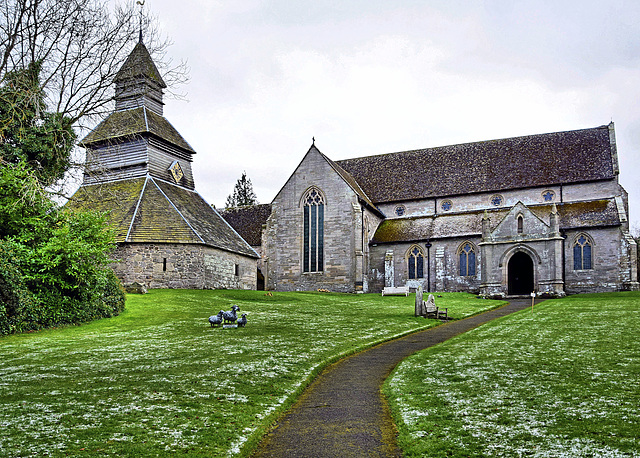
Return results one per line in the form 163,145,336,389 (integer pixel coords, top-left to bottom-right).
115,41,166,88
66,177,258,258
80,106,194,153
371,199,620,244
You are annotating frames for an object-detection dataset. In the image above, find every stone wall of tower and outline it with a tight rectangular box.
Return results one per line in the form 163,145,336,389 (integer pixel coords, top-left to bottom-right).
112,243,256,290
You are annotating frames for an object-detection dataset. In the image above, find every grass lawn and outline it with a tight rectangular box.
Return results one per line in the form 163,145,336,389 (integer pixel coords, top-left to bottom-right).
384,292,640,457
0,290,500,457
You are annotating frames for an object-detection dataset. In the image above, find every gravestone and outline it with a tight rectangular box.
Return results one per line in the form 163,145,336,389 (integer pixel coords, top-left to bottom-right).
415,285,423,316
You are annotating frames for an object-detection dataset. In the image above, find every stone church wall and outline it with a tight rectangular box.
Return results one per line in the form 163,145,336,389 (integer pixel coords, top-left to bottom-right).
112,243,256,290
367,238,482,294
264,150,360,292
563,227,630,294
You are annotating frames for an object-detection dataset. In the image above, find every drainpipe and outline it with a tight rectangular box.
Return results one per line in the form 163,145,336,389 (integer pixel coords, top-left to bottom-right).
425,240,432,292
561,229,567,288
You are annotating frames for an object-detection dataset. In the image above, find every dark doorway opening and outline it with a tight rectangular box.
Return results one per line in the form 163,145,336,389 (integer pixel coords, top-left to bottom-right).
257,268,265,291
508,251,534,295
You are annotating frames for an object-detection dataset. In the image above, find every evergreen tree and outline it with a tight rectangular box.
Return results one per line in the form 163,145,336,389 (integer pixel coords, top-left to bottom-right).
0,64,124,335
0,61,76,186
225,171,258,208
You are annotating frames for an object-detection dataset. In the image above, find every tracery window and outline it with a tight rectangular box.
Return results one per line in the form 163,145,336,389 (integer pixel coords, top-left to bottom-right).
407,246,424,279
542,190,555,202
441,200,453,211
458,242,476,276
573,234,593,270
491,194,503,206
303,188,325,272
395,205,406,216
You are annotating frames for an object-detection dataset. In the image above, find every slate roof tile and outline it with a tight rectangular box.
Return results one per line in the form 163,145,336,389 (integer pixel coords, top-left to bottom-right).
219,204,272,246
338,125,615,204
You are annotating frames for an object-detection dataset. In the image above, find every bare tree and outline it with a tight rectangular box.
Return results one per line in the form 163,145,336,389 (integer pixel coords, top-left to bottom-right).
0,0,188,131
1,0,189,196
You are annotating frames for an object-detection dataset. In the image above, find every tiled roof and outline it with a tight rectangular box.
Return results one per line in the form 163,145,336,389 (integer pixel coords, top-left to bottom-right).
338,125,615,204
80,106,195,152
115,41,166,88
320,150,383,216
370,199,620,244
66,177,258,258
220,204,272,246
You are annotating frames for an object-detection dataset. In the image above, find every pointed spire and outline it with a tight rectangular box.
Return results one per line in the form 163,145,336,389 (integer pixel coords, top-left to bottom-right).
114,38,166,114
137,0,145,43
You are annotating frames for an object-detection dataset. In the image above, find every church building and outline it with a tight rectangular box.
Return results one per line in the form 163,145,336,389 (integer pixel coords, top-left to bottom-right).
67,39,259,289
255,125,638,296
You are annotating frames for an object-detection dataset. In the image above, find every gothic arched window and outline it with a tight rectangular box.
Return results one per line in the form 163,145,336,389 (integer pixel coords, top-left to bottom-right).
573,234,593,270
458,242,476,276
407,246,424,279
303,188,325,272
517,214,524,234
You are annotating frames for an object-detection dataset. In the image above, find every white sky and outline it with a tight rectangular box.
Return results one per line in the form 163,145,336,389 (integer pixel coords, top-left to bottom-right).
147,0,640,230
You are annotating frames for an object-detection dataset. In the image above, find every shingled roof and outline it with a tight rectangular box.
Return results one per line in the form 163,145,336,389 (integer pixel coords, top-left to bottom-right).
337,125,616,204
115,40,166,88
80,106,195,152
220,204,272,246
67,176,258,258
370,198,621,244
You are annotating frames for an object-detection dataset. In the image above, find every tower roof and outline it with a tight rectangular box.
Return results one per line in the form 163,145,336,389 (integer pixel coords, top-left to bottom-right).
115,40,166,88
66,176,259,258
80,106,195,153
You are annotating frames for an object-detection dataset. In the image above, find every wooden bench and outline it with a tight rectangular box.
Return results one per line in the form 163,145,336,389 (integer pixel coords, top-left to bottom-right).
381,286,409,296
424,301,448,320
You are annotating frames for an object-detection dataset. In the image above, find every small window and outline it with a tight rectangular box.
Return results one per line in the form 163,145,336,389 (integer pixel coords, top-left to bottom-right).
517,215,524,234
573,234,592,270
163,258,167,272
407,246,424,279
542,190,555,202
491,195,503,206
459,242,476,276
395,205,406,216
441,200,453,212
234,264,240,276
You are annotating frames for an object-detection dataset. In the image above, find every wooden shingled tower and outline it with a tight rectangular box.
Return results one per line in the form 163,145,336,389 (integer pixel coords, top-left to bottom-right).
67,38,259,290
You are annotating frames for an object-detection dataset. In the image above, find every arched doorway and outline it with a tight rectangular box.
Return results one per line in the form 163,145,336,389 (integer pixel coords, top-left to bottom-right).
508,251,534,295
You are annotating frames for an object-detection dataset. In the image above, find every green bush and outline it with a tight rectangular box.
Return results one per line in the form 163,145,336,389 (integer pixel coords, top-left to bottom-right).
0,241,38,334
0,164,126,335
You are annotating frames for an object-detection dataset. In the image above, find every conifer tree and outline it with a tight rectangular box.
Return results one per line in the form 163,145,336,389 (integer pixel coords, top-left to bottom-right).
225,172,258,208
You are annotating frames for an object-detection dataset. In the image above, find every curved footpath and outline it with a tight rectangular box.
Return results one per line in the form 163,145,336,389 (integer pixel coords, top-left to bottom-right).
251,299,532,457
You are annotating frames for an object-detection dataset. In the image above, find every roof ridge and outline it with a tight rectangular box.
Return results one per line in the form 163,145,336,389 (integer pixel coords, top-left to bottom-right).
149,177,205,244
126,175,150,242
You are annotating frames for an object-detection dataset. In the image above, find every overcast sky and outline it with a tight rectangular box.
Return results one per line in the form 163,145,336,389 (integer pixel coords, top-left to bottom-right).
146,0,640,230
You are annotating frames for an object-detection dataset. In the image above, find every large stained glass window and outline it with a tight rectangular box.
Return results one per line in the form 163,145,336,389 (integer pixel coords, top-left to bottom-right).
459,242,476,276
303,188,325,272
573,234,592,270
408,246,424,279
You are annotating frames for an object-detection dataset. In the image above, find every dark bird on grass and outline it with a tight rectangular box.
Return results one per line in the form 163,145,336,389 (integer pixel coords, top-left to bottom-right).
237,313,247,327
209,310,224,327
223,305,240,324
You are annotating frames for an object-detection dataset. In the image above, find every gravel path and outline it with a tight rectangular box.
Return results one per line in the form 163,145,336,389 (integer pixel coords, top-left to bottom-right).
251,299,531,457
